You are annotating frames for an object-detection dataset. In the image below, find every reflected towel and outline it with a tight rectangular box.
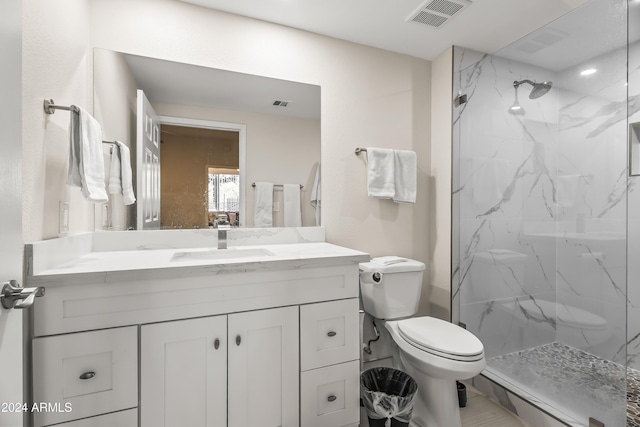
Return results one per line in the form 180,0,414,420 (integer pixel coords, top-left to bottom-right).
108,141,136,206
310,162,321,226
366,148,395,199
392,150,417,203
67,105,108,203
254,182,273,227
283,184,302,227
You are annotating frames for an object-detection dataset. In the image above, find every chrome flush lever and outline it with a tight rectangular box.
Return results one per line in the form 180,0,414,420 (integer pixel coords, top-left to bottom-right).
1,280,45,309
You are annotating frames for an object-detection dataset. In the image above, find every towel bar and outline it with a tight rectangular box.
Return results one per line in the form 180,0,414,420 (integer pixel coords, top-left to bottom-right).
43,99,72,114
251,183,303,189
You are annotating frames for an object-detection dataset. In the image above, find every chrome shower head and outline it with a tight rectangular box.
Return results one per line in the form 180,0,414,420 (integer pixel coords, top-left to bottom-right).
513,79,553,99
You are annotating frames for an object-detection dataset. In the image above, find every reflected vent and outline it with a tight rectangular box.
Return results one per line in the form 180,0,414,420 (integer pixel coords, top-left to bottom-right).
407,0,471,28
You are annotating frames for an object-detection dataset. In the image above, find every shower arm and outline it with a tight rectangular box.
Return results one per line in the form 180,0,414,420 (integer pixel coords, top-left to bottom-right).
513,79,535,89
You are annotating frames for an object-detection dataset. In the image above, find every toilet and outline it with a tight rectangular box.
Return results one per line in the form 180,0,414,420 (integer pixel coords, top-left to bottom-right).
360,257,486,427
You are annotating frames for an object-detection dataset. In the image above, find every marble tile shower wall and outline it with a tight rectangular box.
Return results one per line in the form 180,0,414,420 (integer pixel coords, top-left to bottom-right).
453,45,628,364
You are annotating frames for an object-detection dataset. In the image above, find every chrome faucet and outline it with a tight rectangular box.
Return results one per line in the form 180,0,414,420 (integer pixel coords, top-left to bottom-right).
217,228,228,249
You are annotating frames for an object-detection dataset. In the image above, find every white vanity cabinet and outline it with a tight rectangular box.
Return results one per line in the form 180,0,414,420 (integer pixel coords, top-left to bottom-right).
27,240,369,427
140,306,299,427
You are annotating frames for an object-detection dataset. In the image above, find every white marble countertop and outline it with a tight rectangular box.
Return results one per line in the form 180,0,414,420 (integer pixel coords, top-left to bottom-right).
28,242,370,282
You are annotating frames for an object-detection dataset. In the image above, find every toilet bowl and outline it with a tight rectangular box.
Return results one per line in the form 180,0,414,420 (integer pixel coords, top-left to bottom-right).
360,257,486,427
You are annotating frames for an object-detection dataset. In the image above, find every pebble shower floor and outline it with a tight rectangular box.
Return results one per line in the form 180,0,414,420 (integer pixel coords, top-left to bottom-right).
488,342,640,426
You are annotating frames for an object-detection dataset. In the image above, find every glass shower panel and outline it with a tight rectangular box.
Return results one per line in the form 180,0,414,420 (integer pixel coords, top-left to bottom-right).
453,0,628,425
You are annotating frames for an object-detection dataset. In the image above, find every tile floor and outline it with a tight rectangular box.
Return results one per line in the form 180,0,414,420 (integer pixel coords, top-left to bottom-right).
359,384,533,427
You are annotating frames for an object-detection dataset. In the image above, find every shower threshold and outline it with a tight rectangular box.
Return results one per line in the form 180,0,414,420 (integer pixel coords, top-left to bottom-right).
484,342,639,427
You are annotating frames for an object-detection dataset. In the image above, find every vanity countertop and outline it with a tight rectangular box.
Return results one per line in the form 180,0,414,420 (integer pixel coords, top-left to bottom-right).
27,242,370,283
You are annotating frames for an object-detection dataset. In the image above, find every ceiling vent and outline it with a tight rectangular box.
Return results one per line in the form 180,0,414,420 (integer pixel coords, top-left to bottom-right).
272,100,289,107
407,0,472,29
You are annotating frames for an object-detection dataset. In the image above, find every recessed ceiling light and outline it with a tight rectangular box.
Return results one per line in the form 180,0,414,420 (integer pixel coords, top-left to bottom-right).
580,68,597,76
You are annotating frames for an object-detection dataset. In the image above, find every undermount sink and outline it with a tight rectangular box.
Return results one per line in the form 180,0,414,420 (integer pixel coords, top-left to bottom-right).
170,247,276,262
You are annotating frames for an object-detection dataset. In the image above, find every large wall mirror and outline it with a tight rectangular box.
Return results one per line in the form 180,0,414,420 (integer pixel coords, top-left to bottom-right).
93,49,321,230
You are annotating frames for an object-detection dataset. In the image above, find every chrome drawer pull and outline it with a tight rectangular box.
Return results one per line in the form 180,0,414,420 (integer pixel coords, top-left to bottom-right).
327,331,337,337
327,395,337,402
214,338,220,350
79,371,96,380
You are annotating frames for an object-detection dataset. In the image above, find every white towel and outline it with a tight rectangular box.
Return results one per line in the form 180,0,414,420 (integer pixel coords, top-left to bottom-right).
392,150,417,203
67,105,108,203
283,184,302,227
254,182,273,227
366,148,395,199
310,163,321,226
108,141,136,206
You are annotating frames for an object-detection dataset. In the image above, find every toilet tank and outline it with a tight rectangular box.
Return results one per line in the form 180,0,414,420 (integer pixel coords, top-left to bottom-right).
359,257,426,320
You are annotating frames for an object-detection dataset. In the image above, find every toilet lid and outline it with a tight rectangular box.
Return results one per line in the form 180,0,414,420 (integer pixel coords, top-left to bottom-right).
397,317,484,361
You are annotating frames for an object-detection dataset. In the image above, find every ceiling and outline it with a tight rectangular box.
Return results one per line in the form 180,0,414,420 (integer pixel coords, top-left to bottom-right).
178,0,589,61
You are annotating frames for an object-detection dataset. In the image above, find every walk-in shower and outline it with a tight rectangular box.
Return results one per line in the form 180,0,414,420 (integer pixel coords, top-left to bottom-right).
452,0,635,425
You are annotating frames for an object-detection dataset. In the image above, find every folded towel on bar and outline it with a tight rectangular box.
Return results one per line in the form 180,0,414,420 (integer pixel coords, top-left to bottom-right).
283,184,302,227
392,150,417,203
365,147,417,203
366,148,396,199
108,141,136,206
67,105,108,203
309,162,321,226
254,182,273,227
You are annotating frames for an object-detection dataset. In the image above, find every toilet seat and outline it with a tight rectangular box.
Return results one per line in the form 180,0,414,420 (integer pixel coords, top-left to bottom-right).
397,317,484,362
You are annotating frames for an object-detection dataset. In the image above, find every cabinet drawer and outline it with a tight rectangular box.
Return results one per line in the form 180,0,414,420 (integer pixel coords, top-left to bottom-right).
44,409,137,427
33,327,138,426
300,298,360,370
301,360,360,427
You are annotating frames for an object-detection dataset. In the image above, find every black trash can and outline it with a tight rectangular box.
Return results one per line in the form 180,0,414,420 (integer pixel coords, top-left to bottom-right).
361,367,418,427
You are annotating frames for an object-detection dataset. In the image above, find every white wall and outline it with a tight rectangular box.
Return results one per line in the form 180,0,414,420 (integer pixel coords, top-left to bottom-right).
23,0,434,311
23,0,93,241
0,0,24,424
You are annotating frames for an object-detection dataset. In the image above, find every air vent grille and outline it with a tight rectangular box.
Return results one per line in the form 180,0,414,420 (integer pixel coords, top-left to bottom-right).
407,0,471,29
412,11,448,27
272,100,289,107
425,0,464,16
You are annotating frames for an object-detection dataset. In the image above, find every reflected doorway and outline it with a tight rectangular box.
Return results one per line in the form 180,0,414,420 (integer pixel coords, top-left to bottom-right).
160,124,240,229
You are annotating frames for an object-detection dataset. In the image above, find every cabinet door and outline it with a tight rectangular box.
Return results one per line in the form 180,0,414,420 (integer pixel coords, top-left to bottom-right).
228,306,299,427
141,316,227,427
